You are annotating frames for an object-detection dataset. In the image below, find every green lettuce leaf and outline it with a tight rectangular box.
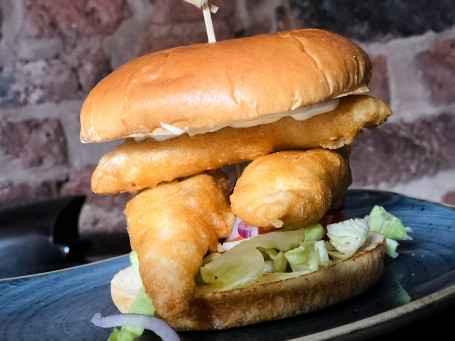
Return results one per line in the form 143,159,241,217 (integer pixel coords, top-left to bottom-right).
367,205,412,240
263,248,287,272
200,228,308,289
200,225,330,289
130,251,140,275
108,326,142,341
385,238,399,259
108,252,155,341
201,206,413,291
326,218,369,259
129,286,155,315
284,224,327,272
366,205,412,258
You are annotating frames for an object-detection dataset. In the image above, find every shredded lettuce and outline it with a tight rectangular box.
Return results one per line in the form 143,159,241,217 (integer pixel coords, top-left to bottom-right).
367,205,412,258
130,251,140,275
284,224,327,272
200,228,308,289
367,205,412,241
129,286,155,315
262,248,288,272
200,225,330,289
109,326,142,341
326,218,369,259
385,238,400,259
263,248,287,272
200,206,412,290
128,252,155,315
109,252,155,341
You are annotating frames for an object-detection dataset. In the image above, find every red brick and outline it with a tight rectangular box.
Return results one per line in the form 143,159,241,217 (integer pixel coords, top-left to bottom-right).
369,55,390,105
79,203,128,233
12,42,111,104
134,0,273,56
61,165,132,233
60,165,132,212
0,5,3,41
442,191,455,206
152,0,207,23
60,164,95,197
23,0,131,38
134,24,208,56
135,0,235,56
289,1,455,42
0,69,16,108
276,2,298,31
241,0,273,35
0,118,67,168
19,59,79,104
0,180,60,207
351,112,455,186
62,41,112,93
417,38,455,105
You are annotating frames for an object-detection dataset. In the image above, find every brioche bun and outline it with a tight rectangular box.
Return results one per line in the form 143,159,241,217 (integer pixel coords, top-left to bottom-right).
111,232,385,330
80,29,371,143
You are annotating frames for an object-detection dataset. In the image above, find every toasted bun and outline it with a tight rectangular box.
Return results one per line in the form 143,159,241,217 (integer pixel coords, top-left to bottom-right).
111,232,385,330
81,29,371,143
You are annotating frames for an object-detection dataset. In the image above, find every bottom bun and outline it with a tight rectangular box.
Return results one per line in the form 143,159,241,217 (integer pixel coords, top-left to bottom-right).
111,232,385,330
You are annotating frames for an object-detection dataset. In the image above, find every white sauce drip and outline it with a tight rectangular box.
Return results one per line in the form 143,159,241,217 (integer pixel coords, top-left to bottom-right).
134,98,339,142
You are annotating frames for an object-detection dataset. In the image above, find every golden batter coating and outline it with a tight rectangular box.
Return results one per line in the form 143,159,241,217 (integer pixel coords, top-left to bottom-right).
208,169,232,201
230,149,351,228
124,173,234,320
92,95,390,194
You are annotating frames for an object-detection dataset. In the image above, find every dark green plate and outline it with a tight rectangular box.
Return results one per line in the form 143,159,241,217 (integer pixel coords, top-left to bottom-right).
1,190,455,340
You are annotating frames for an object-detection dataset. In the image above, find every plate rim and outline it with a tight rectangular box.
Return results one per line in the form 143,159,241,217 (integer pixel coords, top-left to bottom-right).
0,253,129,283
348,188,455,209
291,284,455,340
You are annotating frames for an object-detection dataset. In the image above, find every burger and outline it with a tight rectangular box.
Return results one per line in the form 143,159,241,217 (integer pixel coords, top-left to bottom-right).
81,29,410,337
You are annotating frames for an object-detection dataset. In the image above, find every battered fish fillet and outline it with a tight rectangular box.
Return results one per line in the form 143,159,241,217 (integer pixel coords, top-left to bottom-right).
124,173,234,320
230,149,351,228
92,95,390,194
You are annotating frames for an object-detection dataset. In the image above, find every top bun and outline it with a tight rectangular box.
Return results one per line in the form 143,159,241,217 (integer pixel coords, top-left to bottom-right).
80,29,372,143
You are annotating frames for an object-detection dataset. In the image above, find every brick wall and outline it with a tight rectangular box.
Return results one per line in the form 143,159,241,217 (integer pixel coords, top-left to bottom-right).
0,0,454,235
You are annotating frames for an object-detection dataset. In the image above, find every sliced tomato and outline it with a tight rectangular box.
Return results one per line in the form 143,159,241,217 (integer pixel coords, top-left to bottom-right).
257,225,282,234
318,209,347,227
227,235,246,242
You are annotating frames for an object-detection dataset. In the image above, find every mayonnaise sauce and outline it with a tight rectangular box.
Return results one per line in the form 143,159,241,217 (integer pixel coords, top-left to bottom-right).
134,98,339,142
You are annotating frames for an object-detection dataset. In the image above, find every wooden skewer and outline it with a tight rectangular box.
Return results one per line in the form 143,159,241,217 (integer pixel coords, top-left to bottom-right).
182,0,217,43
201,0,216,43
183,0,218,13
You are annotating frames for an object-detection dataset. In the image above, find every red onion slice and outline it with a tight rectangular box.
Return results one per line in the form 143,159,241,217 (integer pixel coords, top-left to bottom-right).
225,216,242,242
238,221,259,238
91,313,182,341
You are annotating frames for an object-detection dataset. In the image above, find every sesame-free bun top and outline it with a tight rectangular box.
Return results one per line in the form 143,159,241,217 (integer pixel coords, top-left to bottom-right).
80,29,372,143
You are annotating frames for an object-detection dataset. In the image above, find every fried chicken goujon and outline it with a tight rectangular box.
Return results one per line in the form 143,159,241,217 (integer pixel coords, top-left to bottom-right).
231,149,352,228
125,172,233,320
